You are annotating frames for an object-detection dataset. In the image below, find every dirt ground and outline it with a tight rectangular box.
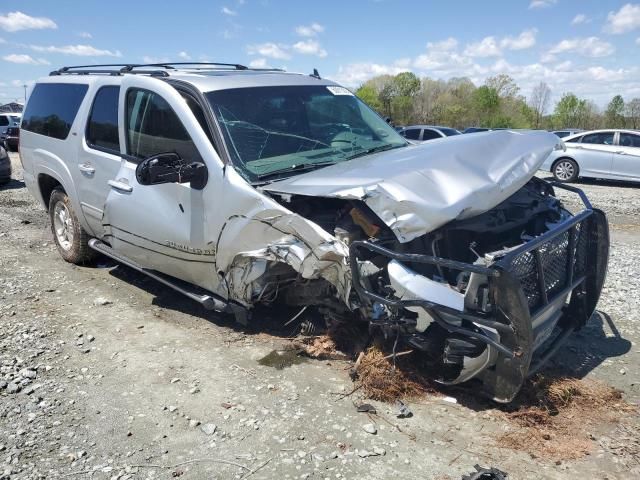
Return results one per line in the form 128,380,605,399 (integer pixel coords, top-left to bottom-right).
1,153,639,480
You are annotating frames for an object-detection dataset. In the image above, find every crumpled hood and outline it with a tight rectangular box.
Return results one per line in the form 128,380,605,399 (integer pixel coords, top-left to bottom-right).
262,130,560,243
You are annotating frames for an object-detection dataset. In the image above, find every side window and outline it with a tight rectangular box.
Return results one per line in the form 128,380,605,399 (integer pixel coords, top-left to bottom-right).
126,88,201,162
179,92,214,145
582,132,614,145
619,133,640,148
403,128,420,140
565,135,582,143
22,83,88,140
421,129,441,141
86,86,120,153
0,116,8,127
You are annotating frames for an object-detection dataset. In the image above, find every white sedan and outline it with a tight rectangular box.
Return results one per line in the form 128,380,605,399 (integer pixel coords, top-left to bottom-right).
541,129,640,183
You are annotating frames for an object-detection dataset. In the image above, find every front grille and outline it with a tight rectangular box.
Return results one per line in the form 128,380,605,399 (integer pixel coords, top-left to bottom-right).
506,219,590,312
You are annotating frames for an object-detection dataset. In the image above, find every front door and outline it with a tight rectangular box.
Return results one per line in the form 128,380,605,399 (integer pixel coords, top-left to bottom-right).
571,130,616,178
102,75,224,293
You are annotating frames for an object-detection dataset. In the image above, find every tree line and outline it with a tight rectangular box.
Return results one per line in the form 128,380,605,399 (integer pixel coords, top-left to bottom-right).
355,72,640,131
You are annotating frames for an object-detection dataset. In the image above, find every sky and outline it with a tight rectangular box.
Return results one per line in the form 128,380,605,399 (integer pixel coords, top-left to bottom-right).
0,1,639,108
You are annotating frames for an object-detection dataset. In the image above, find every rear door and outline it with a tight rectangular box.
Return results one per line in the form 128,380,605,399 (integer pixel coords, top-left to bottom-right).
76,83,123,235
571,131,616,178
611,132,640,181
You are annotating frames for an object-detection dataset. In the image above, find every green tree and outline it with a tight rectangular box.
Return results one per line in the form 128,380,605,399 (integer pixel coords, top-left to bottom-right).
393,72,421,98
605,95,625,128
355,84,382,111
473,86,500,126
626,98,640,129
553,93,585,128
485,74,519,98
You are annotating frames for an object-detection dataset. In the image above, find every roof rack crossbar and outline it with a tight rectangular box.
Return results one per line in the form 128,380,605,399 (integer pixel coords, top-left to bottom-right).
48,61,287,77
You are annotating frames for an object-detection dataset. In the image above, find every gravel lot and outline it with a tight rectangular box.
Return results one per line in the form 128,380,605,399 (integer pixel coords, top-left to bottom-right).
1,153,639,480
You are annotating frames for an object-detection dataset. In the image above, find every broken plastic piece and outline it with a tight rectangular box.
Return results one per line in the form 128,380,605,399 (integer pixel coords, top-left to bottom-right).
462,464,508,480
356,403,377,414
395,400,412,418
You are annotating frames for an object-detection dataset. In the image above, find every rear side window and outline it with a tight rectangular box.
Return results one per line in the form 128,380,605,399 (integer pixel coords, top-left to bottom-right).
86,86,120,153
421,129,441,140
22,83,88,140
0,116,8,127
619,133,640,148
402,128,420,140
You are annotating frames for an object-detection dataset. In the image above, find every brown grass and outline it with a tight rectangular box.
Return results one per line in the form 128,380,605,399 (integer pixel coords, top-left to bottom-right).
498,376,635,460
353,347,435,402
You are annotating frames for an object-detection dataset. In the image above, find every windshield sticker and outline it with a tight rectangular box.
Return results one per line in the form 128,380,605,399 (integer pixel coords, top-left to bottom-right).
326,86,353,96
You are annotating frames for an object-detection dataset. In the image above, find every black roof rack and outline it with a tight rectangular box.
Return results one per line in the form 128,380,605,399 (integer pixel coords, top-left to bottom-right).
49,62,254,77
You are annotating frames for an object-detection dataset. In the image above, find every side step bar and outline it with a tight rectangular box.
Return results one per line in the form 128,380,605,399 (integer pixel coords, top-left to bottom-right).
88,239,247,321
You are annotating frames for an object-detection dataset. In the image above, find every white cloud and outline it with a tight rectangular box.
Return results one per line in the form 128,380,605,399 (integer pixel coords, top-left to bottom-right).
221,6,237,16
549,37,615,57
3,54,50,65
500,28,537,50
178,51,191,60
78,31,92,39
637,37,640,44
142,55,169,64
30,44,122,57
529,0,556,9
571,14,589,25
426,37,458,51
295,23,324,37
0,11,57,32
332,61,411,86
463,29,536,57
464,36,501,57
604,3,640,34
292,39,327,57
247,42,291,60
248,58,269,68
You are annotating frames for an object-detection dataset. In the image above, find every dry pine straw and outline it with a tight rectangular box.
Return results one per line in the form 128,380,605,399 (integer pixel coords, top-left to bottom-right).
497,376,636,460
353,347,435,402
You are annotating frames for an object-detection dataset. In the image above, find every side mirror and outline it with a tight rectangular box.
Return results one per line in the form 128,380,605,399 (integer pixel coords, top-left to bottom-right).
135,152,208,190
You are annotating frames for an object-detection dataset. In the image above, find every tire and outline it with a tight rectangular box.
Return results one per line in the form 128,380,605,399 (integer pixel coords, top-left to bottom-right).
552,158,579,182
49,188,96,264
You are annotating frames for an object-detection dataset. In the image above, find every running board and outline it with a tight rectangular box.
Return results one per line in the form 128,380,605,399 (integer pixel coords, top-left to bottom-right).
88,239,247,321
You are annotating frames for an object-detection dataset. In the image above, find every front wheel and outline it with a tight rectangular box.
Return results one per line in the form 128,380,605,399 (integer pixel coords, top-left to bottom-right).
552,158,579,182
49,188,96,264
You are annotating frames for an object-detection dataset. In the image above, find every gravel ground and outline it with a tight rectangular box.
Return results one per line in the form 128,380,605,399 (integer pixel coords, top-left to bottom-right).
1,154,639,480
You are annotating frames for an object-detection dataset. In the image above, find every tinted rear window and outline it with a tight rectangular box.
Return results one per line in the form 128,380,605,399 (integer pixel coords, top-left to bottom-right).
86,86,120,152
22,83,88,140
439,128,460,136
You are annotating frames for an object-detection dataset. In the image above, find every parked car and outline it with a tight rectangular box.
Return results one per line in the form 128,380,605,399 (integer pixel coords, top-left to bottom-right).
0,113,20,145
463,127,491,134
0,145,11,184
551,129,583,139
541,129,640,182
3,124,20,151
19,63,608,402
398,125,461,142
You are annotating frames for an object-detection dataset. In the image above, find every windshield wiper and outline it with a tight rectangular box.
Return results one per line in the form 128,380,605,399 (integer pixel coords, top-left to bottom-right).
344,143,405,161
256,161,337,181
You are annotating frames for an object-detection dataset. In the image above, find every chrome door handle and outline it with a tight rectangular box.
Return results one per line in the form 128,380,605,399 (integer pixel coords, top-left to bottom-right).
108,179,133,193
78,163,95,174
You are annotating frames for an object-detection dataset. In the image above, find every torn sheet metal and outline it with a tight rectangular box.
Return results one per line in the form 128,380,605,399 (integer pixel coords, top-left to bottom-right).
263,130,561,242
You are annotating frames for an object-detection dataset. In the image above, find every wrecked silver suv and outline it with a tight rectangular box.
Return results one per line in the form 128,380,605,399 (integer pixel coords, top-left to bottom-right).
20,63,608,402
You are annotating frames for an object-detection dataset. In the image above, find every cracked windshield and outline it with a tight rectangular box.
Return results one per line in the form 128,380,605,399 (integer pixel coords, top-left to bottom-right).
205,85,407,181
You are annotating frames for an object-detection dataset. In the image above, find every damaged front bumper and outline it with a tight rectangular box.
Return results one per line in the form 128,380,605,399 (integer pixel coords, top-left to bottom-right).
349,183,609,403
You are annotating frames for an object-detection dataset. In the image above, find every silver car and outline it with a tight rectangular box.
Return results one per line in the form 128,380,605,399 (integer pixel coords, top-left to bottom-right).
542,129,640,182
19,63,608,402
398,125,461,142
